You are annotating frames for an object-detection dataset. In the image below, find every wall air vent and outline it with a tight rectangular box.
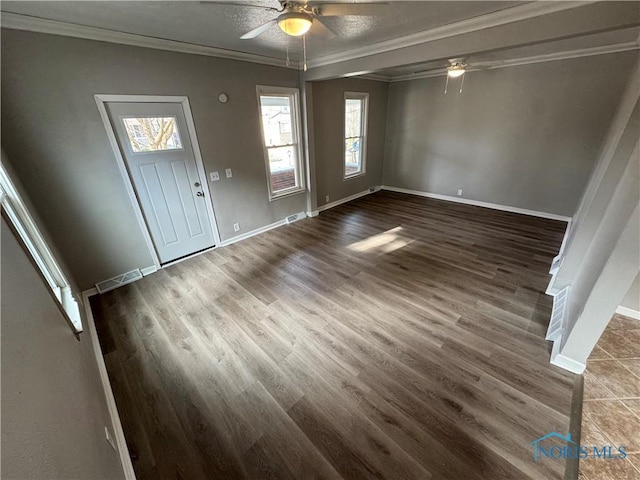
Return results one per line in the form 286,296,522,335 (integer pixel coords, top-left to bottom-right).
546,285,570,341
96,269,143,294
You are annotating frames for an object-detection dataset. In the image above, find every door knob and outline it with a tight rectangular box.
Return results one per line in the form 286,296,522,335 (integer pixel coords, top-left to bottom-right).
194,182,201,187
196,192,204,197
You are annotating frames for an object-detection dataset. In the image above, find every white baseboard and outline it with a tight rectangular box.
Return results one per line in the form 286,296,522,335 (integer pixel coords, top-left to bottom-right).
306,210,319,218
140,265,158,276
546,285,562,296
616,305,640,320
550,344,586,374
381,185,571,222
81,289,136,480
220,211,307,247
317,186,381,213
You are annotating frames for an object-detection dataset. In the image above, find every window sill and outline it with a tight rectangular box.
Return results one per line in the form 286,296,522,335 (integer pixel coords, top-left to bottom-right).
344,172,366,181
269,187,306,202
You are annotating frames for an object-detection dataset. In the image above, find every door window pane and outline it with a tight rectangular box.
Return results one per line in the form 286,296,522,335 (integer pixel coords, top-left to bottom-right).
123,117,183,152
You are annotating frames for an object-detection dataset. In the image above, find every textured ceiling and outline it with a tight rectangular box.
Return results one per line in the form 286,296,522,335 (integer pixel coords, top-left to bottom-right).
1,1,525,61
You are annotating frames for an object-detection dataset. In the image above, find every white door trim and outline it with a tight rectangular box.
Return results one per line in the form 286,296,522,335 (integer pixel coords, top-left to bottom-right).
94,94,221,269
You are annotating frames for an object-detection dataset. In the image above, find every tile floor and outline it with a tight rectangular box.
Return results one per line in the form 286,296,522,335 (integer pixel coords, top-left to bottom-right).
579,314,640,479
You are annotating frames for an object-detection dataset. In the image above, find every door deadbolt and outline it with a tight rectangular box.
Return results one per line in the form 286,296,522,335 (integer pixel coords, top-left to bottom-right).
194,182,201,187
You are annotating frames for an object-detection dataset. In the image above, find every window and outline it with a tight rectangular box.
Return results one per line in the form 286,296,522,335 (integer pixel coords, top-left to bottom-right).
123,116,183,152
344,92,369,179
0,162,82,333
257,86,305,199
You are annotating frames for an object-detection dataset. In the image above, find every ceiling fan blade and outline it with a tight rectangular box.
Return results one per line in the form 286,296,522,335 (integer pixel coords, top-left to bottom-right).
312,17,338,39
199,1,280,12
240,19,277,39
311,2,389,17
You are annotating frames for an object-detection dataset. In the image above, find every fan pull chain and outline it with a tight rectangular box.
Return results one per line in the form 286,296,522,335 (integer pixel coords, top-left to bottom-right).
303,35,307,72
459,72,465,93
444,74,450,94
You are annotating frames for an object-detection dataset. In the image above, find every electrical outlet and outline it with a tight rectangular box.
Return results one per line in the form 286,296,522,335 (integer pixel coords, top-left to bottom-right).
105,427,117,452
210,171,220,182
325,195,330,203
233,223,240,232
225,168,233,178
457,188,463,196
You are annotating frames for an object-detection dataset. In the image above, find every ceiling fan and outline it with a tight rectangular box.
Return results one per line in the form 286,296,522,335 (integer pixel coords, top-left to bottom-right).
409,58,470,93
202,1,388,39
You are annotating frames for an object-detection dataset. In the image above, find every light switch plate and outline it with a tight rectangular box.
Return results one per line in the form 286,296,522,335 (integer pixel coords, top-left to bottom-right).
225,168,233,178
210,171,220,182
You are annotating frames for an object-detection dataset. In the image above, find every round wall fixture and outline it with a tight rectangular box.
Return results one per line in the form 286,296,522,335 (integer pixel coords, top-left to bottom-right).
218,93,229,103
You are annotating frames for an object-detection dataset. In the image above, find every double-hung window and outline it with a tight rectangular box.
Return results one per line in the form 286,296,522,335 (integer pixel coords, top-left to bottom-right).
257,86,305,200
1,161,82,333
344,92,369,179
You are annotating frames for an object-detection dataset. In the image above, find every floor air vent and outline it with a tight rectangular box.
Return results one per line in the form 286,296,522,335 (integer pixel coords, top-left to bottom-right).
96,269,143,294
286,214,302,224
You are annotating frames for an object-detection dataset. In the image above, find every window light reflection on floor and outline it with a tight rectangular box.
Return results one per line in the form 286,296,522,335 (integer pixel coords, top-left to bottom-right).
346,226,412,253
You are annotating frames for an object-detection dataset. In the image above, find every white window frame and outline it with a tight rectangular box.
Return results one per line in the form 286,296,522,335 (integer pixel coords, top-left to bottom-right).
343,91,369,180
256,85,306,200
0,162,82,333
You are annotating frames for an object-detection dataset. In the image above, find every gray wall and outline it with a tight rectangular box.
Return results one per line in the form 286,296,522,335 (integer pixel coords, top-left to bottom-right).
2,148,82,301
559,100,639,331
1,29,306,290
383,52,637,217
1,216,124,479
551,59,639,366
312,77,388,207
621,274,639,311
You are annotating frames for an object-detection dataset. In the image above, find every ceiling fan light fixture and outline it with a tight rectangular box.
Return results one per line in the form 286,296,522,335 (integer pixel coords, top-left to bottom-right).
447,63,466,78
277,11,313,36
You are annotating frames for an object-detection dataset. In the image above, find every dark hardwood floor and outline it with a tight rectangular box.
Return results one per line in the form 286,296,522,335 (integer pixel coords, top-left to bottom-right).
91,191,575,480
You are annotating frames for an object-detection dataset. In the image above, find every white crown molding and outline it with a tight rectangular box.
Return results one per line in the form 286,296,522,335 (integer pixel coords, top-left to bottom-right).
346,73,391,83
2,3,630,77
1,12,299,69
389,41,640,83
307,1,595,69
3,3,596,73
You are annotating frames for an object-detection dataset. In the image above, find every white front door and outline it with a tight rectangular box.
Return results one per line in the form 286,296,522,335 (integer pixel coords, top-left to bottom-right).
106,102,215,264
